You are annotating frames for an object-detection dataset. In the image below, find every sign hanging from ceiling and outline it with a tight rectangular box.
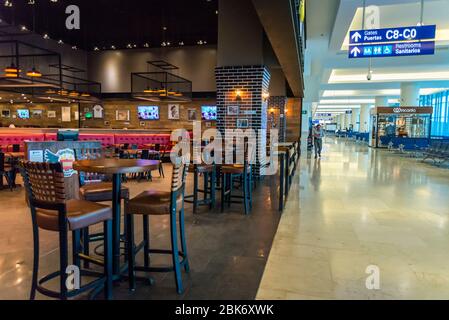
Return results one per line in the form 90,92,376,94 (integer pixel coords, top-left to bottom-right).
349,25,436,44
348,24,436,59
349,41,435,58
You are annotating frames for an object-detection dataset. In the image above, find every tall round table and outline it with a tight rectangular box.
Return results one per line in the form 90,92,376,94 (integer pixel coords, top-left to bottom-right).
73,159,160,278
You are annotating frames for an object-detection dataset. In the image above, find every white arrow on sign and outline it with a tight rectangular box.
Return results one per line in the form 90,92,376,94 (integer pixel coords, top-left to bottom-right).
351,32,362,42
350,46,361,57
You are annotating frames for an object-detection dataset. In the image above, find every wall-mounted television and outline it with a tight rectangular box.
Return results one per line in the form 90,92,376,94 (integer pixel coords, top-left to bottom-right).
17,109,30,119
138,106,159,120
201,106,217,121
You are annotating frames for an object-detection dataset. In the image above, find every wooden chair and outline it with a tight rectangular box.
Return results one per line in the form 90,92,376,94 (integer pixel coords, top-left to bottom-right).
125,161,189,294
19,161,113,300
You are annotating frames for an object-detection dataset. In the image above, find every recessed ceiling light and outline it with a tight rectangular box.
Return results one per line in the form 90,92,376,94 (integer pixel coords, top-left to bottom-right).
111,45,116,49
43,33,50,39
58,39,64,44
163,26,167,31
72,45,77,50
126,43,132,48
93,46,99,51
4,1,13,8
144,43,149,48
179,41,184,46
21,25,28,31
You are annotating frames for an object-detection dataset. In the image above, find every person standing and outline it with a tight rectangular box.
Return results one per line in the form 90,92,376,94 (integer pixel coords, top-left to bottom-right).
312,124,324,158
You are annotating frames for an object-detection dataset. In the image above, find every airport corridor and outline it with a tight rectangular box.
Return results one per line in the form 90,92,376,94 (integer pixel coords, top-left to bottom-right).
257,137,449,300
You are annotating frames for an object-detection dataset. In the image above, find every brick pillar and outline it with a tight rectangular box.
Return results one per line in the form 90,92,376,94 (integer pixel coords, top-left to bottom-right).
216,65,271,177
267,96,287,143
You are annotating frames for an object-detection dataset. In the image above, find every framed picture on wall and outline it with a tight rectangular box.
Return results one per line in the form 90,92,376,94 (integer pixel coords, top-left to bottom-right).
47,110,56,118
227,105,239,116
236,118,249,129
1,109,11,118
168,104,180,120
31,110,43,119
188,109,197,121
116,110,130,121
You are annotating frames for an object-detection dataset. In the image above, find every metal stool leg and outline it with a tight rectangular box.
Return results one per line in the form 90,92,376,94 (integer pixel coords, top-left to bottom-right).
179,206,190,273
170,209,183,294
126,214,136,291
58,226,68,300
30,214,39,300
82,227,90,269
143,215,150,268
103,220,113,300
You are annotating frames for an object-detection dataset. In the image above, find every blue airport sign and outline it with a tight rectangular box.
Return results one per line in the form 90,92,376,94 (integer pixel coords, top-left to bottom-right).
349,41,435,59
349,25,436,44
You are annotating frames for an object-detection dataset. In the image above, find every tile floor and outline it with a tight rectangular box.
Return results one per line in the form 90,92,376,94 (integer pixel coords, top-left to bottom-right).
257,137,449,300
0,164,282,300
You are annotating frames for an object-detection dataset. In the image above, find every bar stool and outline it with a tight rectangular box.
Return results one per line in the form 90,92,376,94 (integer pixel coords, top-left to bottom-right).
75,148,130,268
185,163,216,213
0,152,14,191
20,161,113,300
125,161,189,294
220,142,253,215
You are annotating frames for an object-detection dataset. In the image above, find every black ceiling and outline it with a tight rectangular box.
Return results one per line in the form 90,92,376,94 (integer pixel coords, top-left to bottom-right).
0,0,218,51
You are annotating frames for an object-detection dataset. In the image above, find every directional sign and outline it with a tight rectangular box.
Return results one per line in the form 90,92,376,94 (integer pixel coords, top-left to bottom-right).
349,25,436,44
349,41,435,59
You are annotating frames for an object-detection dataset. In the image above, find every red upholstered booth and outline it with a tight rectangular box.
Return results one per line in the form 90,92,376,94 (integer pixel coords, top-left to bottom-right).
114,134,171,148
0,133,45,151
0,132,174,152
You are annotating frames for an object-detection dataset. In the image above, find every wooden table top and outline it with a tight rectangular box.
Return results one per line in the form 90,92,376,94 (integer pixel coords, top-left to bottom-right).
73,159,160,174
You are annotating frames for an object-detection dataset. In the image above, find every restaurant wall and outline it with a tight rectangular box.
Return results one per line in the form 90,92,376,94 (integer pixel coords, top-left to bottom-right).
79,99,217,133
0,103,79,128
87,46,217,93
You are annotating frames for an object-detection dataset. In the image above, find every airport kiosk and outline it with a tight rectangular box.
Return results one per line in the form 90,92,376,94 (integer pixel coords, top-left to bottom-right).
369,107,433,149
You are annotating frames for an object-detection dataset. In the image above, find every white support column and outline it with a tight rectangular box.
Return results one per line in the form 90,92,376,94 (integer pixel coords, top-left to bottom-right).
400,83,420,106
359,104,371,133
339,114,345,130
375,96,389,107
345,112,352,130
351,108,360,132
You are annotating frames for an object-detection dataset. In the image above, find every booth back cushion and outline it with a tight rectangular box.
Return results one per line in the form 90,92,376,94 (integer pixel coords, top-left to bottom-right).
78,134,115,146
0,133,45,151
114,134,171,147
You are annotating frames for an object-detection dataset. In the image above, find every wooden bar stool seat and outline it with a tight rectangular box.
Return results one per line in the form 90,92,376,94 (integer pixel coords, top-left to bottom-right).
36,199,112,231
80,182,130,202
125,162,189,294
127,190,183,215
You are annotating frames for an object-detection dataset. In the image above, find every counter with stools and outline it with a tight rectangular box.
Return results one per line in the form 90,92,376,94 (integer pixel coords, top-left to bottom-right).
20,161,113,300
125,161,189,294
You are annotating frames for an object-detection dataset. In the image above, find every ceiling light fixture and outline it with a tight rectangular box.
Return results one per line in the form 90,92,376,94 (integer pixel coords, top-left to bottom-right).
43,33,49,39
26,67,42,77
4,0,12,7
4,63,20,78
21,25,28,31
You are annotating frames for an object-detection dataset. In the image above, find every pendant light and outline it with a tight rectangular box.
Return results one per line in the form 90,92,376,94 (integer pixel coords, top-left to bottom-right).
26,67,42,77
26,4,42,78
4,63,20,77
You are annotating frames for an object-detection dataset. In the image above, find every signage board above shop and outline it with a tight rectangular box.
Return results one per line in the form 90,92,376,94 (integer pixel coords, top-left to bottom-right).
349,25,436,44
372,106,433,115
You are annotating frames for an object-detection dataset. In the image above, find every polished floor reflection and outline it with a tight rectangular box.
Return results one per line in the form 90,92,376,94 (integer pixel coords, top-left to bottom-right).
257,137,449,300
